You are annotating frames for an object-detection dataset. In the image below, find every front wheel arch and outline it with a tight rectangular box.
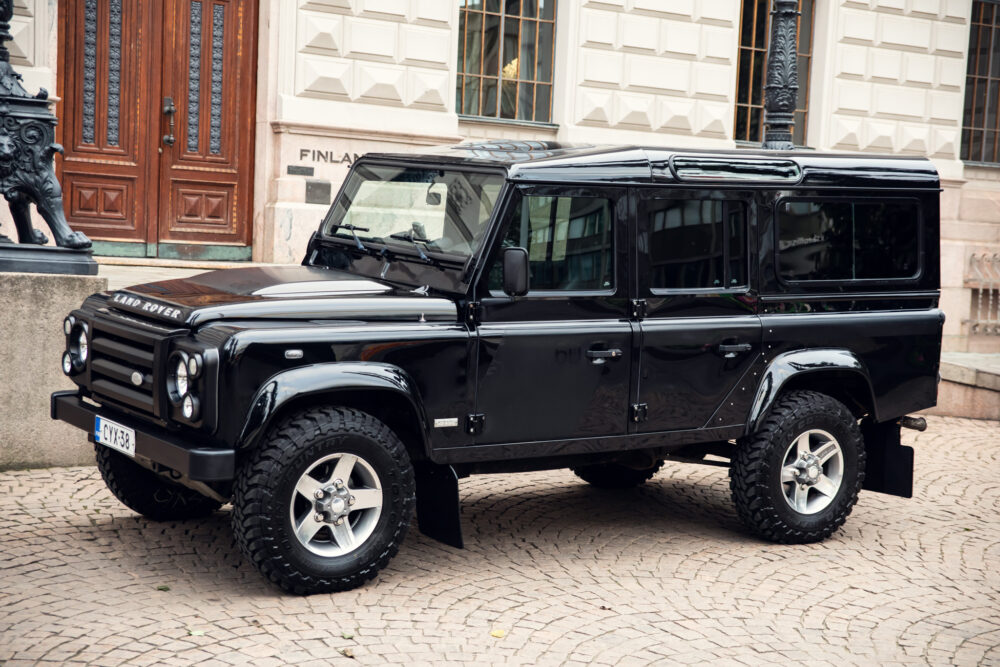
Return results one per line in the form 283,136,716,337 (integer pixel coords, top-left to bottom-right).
255,389,429,463
237,363,430,461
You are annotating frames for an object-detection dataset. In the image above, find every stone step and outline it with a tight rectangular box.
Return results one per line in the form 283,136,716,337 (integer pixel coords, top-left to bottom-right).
926,352,1000,420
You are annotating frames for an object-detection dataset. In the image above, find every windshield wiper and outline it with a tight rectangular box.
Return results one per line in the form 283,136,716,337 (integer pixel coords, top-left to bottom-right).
388,231,438,266
328,223,371,252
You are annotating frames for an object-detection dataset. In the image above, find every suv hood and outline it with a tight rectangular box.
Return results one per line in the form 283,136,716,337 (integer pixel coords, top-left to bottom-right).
108,266,457,326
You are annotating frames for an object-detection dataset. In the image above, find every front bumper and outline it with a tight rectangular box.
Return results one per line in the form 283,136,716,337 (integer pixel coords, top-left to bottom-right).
51,391,234,481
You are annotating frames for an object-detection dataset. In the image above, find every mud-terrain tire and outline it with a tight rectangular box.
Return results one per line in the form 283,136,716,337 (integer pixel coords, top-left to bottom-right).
730,390,865,544
231,406,415,595
572,461,663,489
95,444,222,520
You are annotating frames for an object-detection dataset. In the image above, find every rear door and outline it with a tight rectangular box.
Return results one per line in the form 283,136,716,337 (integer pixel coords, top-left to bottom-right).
473,186,632,445
633,188,762,433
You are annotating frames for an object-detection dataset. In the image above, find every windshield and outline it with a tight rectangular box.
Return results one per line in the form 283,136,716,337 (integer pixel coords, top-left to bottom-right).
321,164,505,259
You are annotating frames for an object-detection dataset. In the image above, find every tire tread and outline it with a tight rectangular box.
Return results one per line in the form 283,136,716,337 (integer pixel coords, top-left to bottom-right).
729,390,866,544
95,444,222,521
231,406,415,595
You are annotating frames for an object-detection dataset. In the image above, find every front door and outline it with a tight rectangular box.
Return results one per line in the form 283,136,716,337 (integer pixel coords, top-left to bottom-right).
57,0,257,259
634,188,762,433
473,186,633,445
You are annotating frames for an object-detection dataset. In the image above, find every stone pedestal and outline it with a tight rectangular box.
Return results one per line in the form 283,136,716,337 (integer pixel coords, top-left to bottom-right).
0,244,98,275
0,271,106,469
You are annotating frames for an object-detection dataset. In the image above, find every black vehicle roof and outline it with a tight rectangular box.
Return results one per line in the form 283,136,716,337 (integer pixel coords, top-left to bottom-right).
364,141,940,190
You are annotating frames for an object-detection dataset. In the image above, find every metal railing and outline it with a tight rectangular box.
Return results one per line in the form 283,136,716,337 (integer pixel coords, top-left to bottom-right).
967,253,1000,335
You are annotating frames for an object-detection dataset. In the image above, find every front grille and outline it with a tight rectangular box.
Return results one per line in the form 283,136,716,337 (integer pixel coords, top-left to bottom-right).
88,315,172,417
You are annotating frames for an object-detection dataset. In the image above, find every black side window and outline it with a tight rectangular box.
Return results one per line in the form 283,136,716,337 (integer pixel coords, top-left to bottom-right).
488,195,614,292
777,200,920,281
642,198,747,289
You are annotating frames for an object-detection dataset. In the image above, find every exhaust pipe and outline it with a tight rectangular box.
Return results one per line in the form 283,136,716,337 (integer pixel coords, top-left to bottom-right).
898,415,927,432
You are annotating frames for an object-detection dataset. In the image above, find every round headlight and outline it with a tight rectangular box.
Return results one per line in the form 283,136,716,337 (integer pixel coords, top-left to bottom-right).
187,355,201,377
77,329,89,362
63,317,74,335
62,352,73,375
174,358,189,398
182,394,199,420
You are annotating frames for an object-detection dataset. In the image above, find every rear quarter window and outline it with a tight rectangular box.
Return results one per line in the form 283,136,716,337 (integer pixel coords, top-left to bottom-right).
776,199,921,282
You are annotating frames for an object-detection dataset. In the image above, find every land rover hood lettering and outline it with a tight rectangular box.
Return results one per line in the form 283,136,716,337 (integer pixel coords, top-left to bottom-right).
111,293,187,321
109,265,457,325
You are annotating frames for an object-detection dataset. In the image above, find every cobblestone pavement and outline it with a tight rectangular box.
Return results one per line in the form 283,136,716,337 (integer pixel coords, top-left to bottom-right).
2,416,999,666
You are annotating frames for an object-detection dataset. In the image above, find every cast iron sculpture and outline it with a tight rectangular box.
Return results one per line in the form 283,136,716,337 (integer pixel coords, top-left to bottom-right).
762,0,800,150
0,0,90,250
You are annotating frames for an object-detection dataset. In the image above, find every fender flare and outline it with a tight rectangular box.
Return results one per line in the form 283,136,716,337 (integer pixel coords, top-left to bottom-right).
745,348,877,436
237,362,430,454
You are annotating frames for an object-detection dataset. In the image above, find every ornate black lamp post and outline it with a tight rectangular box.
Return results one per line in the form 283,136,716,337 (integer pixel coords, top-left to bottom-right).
762,0,800,150
0,0,95,274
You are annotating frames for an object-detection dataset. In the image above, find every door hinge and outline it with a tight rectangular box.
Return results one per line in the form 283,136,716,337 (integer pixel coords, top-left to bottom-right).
466,413,485,435
630,403,648,423
466,301,481,325
631,299,647,320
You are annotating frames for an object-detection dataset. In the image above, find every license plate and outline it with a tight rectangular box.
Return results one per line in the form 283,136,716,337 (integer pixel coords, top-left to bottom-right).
95,417,136,457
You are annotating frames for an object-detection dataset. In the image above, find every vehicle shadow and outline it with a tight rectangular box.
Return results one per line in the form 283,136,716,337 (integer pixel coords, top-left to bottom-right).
55,464,748,596
456,466,745,547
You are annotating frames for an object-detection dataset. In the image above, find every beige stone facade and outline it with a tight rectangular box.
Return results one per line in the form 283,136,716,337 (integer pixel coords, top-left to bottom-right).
9,0,1000,351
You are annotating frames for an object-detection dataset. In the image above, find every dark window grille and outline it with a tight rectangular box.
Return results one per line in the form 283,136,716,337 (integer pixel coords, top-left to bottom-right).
734,0,815,146
456,0,556,123
961,1,1000,164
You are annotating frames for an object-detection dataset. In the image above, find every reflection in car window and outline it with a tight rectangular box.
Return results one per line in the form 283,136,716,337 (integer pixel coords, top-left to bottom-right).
777,200,920,281
642,198,747,289
490,195,614,292
321,165,504,258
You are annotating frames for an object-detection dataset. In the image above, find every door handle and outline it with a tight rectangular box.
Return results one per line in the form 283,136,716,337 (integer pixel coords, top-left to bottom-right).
718,342,752,358
162,96,176,146
586,348,623,365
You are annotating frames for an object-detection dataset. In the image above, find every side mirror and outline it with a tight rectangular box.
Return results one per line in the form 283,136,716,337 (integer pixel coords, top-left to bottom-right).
425,182,443,206
502,247,529,297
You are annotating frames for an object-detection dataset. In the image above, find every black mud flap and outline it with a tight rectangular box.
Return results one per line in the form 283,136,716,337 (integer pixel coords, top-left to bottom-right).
413,462,463,549
860,420,914,498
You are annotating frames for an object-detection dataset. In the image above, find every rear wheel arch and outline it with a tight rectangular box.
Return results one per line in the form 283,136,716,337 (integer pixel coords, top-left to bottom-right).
747,350,878,435
778,371,875,421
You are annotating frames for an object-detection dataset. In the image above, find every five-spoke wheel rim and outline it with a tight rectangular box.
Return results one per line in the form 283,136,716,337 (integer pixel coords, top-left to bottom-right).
289,452,383,557
780,429,844,515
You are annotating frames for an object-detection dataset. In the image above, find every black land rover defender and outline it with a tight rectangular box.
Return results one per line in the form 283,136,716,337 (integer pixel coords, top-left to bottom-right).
52,142,943,594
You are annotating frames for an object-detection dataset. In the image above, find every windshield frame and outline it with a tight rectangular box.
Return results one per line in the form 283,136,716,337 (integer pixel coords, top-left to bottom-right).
317,158,509,269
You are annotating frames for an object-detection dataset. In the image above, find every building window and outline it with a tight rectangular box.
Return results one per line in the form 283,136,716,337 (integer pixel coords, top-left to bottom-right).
734,0,815,146
457,0,556,123
962,1,1000,164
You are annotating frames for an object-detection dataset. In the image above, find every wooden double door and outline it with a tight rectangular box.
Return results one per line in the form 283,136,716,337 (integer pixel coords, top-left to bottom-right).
57,0,257,258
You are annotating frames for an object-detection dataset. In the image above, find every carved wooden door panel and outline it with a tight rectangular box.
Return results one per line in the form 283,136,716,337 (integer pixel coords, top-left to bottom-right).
157,0,256,248
57,0,256,257
58,0,158,243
